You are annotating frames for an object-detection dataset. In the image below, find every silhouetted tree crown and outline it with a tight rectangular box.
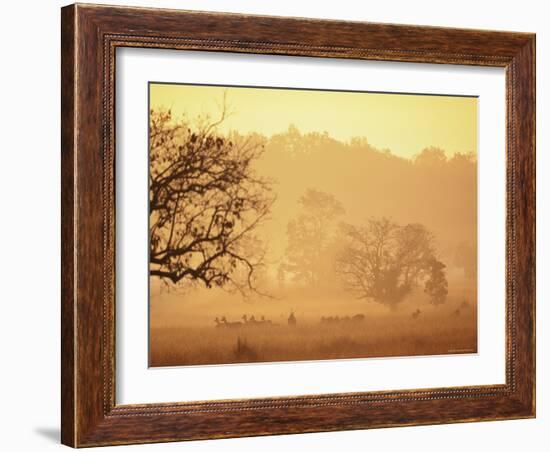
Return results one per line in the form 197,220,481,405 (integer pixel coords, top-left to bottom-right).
281,189,344,286
414,146,447,167
149,108,274,295
424,259,448,306
337,218,448,308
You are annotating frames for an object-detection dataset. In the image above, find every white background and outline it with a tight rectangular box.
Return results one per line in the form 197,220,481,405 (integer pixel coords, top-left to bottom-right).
117,49,506,404
0,1,546,451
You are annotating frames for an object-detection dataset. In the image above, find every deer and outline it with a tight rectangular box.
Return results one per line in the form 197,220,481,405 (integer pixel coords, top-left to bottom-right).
259,315,275,326
214,317,225,328
321,314,365,325
288,311,297,327
221,316,242,328
321,316,341,325
411,309,422,320
242,314,263,326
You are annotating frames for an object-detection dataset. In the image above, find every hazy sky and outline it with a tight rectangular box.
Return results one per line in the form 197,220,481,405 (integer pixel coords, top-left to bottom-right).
150,83,477,160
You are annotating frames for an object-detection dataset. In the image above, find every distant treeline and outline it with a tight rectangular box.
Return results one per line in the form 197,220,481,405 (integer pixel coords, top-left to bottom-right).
250,125,476,270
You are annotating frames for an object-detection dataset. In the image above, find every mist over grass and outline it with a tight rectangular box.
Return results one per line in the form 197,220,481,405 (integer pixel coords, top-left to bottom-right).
150,283,477,367
150,298,476,367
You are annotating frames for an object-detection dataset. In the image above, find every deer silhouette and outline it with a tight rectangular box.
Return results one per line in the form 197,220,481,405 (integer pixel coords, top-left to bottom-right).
243,314,277,326
242,314,260,326
288,311,297,327
221,316,242,328
260,315,274,325
321,315,338,324
411,309,422,320
321,314,365,325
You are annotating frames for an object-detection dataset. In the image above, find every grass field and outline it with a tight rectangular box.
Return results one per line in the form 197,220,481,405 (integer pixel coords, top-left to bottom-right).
149,304,477,367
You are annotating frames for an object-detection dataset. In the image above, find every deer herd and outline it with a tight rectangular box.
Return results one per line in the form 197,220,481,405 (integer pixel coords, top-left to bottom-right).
213,300,471,329
214,312,366,329
320,314,366,324
215,314,286,328
214,314,280,328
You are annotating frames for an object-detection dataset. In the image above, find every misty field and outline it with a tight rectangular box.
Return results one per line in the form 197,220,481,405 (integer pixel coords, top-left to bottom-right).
148,83,479,368
149,303,477,367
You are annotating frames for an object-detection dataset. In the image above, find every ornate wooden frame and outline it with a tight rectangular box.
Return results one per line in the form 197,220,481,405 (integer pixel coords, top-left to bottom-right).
61,3,535,447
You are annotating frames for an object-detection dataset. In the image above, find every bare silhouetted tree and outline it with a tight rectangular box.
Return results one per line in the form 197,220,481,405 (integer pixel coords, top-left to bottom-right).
149,105,274,296
337,218,448,308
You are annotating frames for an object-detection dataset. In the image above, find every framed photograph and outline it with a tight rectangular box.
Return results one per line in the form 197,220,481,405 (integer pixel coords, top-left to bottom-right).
61,4,535,447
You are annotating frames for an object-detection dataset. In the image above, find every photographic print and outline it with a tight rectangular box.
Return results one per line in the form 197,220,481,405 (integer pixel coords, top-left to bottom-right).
148,83,478,367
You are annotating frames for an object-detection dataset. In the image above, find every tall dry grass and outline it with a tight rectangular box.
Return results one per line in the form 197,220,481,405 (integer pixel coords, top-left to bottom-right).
149,304,476,367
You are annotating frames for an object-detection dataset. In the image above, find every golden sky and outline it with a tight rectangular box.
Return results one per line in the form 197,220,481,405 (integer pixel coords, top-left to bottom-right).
150,83,477,160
